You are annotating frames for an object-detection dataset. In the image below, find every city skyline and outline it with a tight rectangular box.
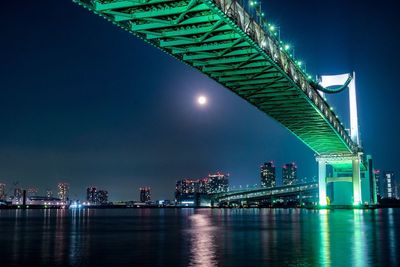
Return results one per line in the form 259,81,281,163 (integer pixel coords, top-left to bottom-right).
1,1,399,200
0,162,318,201
1,166,398,202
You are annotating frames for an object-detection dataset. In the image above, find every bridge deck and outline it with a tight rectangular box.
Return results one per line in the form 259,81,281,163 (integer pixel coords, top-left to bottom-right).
214,183,318,201
74,0,357,155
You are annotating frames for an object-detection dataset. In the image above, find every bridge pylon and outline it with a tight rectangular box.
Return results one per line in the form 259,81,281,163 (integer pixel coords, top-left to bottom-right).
316,153,377,207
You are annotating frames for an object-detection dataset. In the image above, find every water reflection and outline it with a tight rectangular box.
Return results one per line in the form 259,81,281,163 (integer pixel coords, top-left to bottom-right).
260,209,277,262
54,209,67,266
319,210,331,266
0,208,399,266
352,210,367,266
387,209,398,266
69,208,91,266
188,213,217,267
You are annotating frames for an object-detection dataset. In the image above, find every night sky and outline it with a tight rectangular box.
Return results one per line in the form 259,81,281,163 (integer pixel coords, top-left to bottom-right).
1,0,399,201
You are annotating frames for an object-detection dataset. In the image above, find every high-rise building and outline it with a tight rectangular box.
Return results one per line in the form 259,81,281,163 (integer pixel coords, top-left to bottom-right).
175,173,228,206
374,170,381,197
86,187,108,205
140,187,151,202
0,183,6,200
87,187,97,203
97,190,109,205
175,173,229,198
46,189,53,198
282,163,297,186
175,179,198,206
175,179,198,196
14,187,22,202
198,178,209,194
207,172,229,193
382,171,397,199
261,162,276,188
58,182,69,202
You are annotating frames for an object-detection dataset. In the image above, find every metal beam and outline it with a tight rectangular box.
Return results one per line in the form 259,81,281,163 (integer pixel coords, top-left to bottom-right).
110,4,210,21
131,14,220,31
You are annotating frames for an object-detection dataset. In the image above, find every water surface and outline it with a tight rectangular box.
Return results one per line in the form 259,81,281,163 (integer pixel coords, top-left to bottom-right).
0,208,398,266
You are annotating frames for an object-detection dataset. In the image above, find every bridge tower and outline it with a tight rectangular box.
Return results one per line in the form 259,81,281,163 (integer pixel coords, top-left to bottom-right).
316,73,377,207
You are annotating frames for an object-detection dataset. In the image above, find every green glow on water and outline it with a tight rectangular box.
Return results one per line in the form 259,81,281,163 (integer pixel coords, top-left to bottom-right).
319,210,331,265
353,211,366,265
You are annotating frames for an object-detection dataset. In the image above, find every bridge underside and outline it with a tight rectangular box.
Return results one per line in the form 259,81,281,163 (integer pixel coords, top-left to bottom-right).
74,0,356,155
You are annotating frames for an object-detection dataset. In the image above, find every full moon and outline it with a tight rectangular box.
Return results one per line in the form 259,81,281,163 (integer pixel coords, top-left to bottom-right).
197,95,207,105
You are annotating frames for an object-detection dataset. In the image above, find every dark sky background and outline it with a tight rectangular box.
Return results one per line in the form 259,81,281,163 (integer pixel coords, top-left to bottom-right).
1,0,399,201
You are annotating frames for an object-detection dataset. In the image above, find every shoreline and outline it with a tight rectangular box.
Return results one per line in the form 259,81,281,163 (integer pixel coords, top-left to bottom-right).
1,204,399,210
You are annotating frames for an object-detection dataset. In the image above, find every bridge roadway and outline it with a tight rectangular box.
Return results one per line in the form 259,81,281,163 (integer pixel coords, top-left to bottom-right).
74,0,359,155
212,182,318,202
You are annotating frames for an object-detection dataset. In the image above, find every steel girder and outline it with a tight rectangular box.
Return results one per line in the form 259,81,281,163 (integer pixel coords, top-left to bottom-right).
73,0,358,155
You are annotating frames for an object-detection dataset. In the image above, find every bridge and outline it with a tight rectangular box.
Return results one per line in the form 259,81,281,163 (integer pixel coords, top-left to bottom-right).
74,0,377,207
213,182,318,203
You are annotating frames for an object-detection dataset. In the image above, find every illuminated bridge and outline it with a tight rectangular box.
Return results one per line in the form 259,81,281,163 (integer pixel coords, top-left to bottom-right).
213,183,318,203
74,0,377,207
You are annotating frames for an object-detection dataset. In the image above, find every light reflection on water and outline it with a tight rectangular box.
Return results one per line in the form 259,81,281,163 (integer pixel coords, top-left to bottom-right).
188,213,217,267
352,210,367,267
319,210,331,266
387,209,398,266
0,208,399,266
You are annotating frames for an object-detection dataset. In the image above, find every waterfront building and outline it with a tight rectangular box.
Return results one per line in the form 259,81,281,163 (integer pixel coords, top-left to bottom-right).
87,187,98,203
207,172,229,193
175,179,198,196
175,179,198,206
283,163,297,186
58,182,69,202
198,178,209,194
382,171,397,199
374,170,381,197
176,173,229,198
0,183,5,200
260,161,276,188
86,187,109,205
14,187,22,202
11,189,26,205
140,187,151,202
97,190,109,205
46,189,53,198
175,172,228,206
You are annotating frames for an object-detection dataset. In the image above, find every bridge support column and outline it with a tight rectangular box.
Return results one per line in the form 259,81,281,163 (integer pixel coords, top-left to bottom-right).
316,153,373,207
352,157,361,205
318,160,327,206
